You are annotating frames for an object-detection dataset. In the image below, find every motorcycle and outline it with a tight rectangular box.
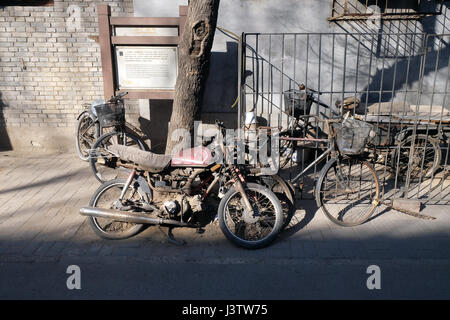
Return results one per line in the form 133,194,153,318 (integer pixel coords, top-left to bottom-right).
80,121,286,249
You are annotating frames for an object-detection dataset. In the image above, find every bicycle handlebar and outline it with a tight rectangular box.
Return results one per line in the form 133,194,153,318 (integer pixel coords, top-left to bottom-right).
298,83,322,95
109,91,128,103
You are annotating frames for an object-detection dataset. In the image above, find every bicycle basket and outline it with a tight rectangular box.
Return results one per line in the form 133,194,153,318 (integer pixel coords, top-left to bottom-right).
94,101,125,128
283,89,313,118
333,118,375,155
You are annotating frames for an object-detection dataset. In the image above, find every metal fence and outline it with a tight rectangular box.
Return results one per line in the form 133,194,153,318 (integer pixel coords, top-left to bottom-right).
238,32,450,203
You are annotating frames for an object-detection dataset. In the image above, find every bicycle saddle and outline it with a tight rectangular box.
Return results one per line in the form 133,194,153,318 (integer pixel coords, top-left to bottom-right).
108,144,172,173
335,97,360,111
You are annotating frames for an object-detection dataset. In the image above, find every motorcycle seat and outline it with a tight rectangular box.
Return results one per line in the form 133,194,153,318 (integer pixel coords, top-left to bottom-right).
108,144,172,172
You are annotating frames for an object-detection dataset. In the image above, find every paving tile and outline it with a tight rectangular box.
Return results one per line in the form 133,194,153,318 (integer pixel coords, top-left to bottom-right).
0,151,448,266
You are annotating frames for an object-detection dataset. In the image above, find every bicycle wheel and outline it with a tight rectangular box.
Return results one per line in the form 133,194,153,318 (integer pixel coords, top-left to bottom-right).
218,183,284,249
394,134,441,180
75,112,99,161
279,139,295,169
89,130,146,183
88,179,146,240
316,158,380,227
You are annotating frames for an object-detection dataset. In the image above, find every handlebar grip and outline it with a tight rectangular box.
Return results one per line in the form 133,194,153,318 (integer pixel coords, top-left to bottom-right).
109,92,128,103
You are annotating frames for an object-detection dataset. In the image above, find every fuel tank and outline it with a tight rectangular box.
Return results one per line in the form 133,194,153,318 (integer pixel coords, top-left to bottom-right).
171,146,215,167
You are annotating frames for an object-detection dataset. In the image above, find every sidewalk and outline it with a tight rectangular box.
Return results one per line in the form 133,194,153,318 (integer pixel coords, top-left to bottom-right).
0,151,449,299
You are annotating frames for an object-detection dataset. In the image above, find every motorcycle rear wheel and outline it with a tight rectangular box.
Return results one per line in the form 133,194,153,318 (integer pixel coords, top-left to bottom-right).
88,179,146,240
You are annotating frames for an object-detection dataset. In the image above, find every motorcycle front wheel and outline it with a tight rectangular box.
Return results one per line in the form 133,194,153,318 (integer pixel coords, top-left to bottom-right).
218,183,284,249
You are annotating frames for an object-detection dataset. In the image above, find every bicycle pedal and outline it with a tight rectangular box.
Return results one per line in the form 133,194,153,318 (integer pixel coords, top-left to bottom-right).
196,227,205,234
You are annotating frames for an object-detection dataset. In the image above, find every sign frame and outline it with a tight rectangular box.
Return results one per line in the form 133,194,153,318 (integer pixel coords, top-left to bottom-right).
98,4,187,100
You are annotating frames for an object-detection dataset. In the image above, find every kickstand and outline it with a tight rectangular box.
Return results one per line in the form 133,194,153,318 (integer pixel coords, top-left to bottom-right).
158,226,186,246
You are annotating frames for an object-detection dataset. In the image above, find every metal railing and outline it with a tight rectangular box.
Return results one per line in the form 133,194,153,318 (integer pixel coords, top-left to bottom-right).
238,31,450,203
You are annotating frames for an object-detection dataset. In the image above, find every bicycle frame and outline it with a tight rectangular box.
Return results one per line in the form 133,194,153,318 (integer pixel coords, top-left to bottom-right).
289,147,332,184
280,112,343,184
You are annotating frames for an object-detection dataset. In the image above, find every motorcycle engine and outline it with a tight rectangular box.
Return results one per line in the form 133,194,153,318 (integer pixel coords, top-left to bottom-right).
151,169,209,219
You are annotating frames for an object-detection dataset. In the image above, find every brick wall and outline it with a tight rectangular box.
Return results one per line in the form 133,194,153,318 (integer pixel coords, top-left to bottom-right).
0,0,138,151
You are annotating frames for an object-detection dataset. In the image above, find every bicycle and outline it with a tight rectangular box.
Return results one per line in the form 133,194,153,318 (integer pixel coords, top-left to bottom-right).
279,85,380,227
75,92,148,183
76,92,149,161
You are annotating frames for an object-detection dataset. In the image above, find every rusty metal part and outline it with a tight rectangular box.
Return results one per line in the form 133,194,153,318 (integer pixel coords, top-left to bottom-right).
231,166,254,212
328,0,444,22
80,206,191,227
380,200,436,220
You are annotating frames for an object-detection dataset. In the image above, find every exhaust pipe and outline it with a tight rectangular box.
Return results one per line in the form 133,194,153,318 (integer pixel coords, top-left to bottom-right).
80,206,190,227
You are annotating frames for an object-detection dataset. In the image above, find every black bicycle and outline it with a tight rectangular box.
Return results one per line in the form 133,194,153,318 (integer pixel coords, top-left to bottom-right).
75,92,148,183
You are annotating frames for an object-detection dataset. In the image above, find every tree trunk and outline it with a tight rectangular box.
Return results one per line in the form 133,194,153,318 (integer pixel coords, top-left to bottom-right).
165,0,220,154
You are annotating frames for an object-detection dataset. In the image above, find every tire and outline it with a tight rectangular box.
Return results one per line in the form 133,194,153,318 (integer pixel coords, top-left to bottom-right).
279,137,296,169
249,175,295,230
315,158,380,227
218,183,284,249
393,134,442,180
75,112,99,161
89,130,146,183
88,179,146,240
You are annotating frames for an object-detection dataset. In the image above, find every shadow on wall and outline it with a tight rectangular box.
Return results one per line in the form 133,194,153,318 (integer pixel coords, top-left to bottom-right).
203,41,239,114
138,100,173,154
359,4,450,106
0,91,12,151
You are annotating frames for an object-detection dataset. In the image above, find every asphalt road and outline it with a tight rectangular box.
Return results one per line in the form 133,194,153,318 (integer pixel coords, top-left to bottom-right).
1,257,449,299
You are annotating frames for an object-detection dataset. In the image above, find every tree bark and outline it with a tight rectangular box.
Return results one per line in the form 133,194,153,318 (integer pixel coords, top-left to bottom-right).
165,0,220,154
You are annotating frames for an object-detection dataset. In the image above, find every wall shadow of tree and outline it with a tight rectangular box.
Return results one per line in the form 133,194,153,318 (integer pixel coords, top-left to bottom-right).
0,91,12,151
334,3,450,107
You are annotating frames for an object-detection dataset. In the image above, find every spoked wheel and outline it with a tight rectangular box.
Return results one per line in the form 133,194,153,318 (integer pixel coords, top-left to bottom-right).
316,158,380,227
218,183,284,249
394,134,441,181
279,129,304,169
279,138,296,169
75,112,99,161
89,130,146,183
250,175,295,230
88,179,147,240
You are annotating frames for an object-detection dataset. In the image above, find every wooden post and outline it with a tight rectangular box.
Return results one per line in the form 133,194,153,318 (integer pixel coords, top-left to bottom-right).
98,5,114,100
179,5,188,36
